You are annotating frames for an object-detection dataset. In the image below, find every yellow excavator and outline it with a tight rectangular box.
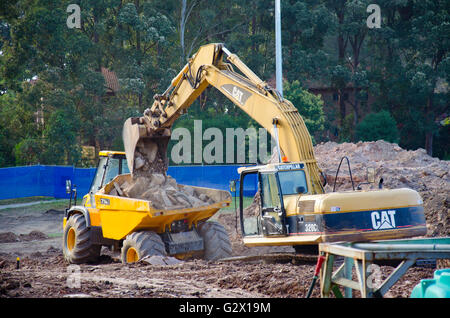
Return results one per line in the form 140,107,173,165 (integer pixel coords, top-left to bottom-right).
123,44,426,249
63,43,427,264
123,43,427,252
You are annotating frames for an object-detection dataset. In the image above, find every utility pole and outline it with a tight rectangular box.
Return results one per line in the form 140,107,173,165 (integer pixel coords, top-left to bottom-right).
275,0,283,97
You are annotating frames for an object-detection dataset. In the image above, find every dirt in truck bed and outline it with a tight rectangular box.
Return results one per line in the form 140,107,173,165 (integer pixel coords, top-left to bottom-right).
112,136,217,209
109,174,217,210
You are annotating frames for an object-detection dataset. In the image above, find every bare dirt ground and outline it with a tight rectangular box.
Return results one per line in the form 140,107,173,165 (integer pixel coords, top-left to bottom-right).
0,201,436,299
0,140,448,298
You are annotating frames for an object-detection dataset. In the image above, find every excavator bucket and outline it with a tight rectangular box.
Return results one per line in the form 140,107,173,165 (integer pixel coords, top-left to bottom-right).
122,117,171,176
123,117,144,175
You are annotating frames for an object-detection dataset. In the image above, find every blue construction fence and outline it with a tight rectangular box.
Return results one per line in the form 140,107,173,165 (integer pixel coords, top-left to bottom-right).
0,165,257,200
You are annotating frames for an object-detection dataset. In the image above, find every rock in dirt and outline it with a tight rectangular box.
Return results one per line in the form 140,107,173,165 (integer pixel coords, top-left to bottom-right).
0,232,20,243
63,293,93,298
115,174,214,210
140,255,183,266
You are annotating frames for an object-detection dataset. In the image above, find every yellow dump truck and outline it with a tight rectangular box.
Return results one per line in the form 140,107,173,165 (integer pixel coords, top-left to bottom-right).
63,151,232,264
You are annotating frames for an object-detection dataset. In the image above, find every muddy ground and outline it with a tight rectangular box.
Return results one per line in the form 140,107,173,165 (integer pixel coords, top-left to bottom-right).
0,200,437,299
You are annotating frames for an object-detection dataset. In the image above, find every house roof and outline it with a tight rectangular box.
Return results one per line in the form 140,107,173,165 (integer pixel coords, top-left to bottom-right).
101,67,120,94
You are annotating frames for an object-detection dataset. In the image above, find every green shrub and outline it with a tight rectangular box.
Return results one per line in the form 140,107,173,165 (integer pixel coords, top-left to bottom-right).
355,110,400,143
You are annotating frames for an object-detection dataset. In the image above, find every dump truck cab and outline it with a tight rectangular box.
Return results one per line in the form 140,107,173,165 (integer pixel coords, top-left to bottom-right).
82,151,129,208
237,162,427,250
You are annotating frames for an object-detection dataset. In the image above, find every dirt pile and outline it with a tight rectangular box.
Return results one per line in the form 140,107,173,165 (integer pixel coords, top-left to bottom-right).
314,140,449,237
109,174,215,210
0,231,48,243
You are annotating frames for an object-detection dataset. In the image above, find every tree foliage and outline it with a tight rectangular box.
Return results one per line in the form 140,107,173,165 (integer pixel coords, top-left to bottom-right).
283,80,325,141
355,110,400,143
0,0,448,167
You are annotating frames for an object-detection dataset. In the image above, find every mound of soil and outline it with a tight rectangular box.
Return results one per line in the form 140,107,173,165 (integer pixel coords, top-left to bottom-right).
0,231,48,243
109,174,216,210
314,140,450,238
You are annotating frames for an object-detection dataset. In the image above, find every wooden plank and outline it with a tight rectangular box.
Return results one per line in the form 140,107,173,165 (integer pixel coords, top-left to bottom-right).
320,253,335,298
319,243,369,260
332,277,361,291
377,258,416,297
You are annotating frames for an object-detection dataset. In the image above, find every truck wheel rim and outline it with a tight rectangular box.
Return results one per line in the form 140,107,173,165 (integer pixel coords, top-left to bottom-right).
126,247,139,263
67,228,76,251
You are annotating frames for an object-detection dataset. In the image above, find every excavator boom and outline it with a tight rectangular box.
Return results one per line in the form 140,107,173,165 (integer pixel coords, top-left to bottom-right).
123,43,324,194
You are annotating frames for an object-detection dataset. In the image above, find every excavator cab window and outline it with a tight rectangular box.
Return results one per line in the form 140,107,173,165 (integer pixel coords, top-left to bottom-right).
239,171,262,237
278,170,308,195
239,170,287,237
259,172,286,236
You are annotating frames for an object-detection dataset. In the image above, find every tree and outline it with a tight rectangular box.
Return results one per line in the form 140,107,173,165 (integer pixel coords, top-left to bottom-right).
41,107,81,165
283,80,325,142
355,110,399,143
366,0,449,156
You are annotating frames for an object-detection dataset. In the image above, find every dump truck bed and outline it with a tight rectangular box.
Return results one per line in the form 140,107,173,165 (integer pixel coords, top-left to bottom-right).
95,174,231,240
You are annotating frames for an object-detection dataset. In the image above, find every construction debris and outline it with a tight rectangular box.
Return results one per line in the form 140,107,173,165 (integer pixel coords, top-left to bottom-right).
140,255,183,266
132,139,169,177
108,174,216,210
114,125,216,210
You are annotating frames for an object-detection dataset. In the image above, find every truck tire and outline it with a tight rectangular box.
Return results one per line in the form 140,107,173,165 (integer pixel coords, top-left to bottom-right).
63,213,101,264
121,231,166,264
198,221,232,261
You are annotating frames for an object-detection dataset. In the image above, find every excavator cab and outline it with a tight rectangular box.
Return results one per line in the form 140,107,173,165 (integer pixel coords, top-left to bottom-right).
238,163,310,239
238,162,427,248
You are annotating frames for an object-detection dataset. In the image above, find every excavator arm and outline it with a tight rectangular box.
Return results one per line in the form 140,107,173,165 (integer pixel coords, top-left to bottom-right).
123,43,324,194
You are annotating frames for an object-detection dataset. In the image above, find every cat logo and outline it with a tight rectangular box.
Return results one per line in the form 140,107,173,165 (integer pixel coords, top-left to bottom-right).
221,84,252,106
371,210,396,230
232,86,244,104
